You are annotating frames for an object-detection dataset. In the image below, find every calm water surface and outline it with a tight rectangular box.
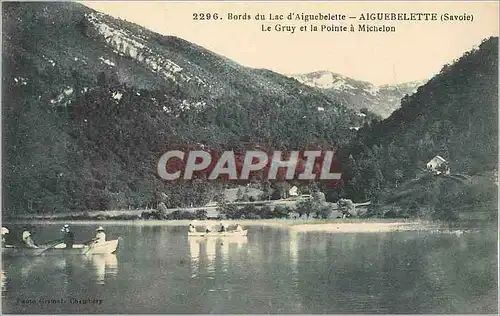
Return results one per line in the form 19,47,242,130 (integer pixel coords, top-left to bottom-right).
1,223,497,314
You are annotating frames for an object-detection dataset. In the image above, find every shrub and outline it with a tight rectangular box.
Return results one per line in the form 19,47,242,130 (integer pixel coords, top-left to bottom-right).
296,200,314,218
316,205,331,219
239,205,258,219
195,209,208,220
273,205,292,218
364,204,384,218
218,204,239,219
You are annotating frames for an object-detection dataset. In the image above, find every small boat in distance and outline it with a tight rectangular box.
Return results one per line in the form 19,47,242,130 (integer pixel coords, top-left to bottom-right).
2,239,121,257
188,230,248,238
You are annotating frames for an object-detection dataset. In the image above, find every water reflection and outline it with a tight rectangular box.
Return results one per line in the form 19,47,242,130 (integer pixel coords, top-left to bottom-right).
205,238,217,274
1,269,6,297
188,238,201,278
228,236,248,253
288,230,299,278
188,237,248,277
86,254,118,285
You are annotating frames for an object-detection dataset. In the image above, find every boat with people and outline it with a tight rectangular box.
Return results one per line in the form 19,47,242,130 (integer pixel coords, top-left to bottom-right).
2,239,120,257
187,222,248,237
2,225,121,257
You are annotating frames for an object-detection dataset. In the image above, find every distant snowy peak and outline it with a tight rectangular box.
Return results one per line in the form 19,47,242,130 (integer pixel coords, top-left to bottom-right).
293,71,422,95
296,71,353,90
291,71,426,118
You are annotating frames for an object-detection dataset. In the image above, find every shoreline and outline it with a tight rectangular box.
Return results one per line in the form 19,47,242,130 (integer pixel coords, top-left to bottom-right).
289,221,436,233
2,218,448,233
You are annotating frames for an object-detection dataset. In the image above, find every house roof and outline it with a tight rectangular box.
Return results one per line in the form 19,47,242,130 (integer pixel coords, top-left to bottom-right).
435,155,446,162
431,155,446,163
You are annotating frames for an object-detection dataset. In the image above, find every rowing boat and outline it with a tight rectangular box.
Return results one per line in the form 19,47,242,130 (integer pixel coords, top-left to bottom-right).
188,230,248,237
2,239,121,257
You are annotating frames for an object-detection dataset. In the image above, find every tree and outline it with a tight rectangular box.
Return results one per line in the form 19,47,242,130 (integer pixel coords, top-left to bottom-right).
338,198,355,217
312,190,326,205
407,200,419,217
273,205,291,218
394,169,403,188
259,206,274,219
364,203,384,218
261,181,272,201
157,202,168,219
195,209,207,220
237,205,259,219
236,188,244,201
296,200,314,219
316,205,332,219
218,204,238,219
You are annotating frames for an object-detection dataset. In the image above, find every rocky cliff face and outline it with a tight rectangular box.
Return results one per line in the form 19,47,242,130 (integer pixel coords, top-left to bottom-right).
85,12,202,85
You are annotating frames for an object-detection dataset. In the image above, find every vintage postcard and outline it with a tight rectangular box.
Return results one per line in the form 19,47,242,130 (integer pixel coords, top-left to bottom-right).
1,0,498,314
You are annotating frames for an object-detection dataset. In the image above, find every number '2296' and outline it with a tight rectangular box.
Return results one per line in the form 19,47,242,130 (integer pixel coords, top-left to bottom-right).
193,13,219,20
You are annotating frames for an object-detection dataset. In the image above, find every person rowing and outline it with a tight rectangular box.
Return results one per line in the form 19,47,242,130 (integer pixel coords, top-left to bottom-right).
61,224,75,249
2,227,9,247
22,229,39,249
218,222,226,233
91,226,106,244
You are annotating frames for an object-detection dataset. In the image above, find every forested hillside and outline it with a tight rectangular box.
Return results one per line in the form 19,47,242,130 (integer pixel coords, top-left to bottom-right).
336,37,498,218
2,2,358,215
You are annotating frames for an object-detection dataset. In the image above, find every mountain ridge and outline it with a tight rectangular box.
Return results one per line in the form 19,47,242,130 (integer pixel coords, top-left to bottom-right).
291,70,426,117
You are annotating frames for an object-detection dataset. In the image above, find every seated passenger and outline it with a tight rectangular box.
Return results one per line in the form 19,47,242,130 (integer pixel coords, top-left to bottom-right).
22,230,39,249
188,224,196,233
92,226,106,244
218,222,226,233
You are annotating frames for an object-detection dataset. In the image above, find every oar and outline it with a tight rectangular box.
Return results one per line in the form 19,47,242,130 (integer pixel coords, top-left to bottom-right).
37,239,63,256
82,239,96,255
43,238,64,245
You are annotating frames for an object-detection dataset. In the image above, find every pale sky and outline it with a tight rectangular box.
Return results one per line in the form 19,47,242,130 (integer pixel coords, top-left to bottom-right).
82,1,499,85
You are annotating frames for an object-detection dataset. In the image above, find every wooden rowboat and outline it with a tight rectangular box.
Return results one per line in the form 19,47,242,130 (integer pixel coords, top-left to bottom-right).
2,239,120,257
188,230,248,237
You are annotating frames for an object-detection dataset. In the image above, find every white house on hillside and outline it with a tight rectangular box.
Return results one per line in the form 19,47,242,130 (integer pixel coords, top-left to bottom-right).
426,155,450,175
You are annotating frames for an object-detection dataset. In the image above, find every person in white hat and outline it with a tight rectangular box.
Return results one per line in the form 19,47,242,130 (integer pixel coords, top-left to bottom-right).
235,224,243,232
92,226,106,244
188,223,196,233
22,229,39,248
1,227,9,247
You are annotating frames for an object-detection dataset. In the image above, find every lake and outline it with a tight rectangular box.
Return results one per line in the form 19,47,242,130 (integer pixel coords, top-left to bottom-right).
1,222,497,314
